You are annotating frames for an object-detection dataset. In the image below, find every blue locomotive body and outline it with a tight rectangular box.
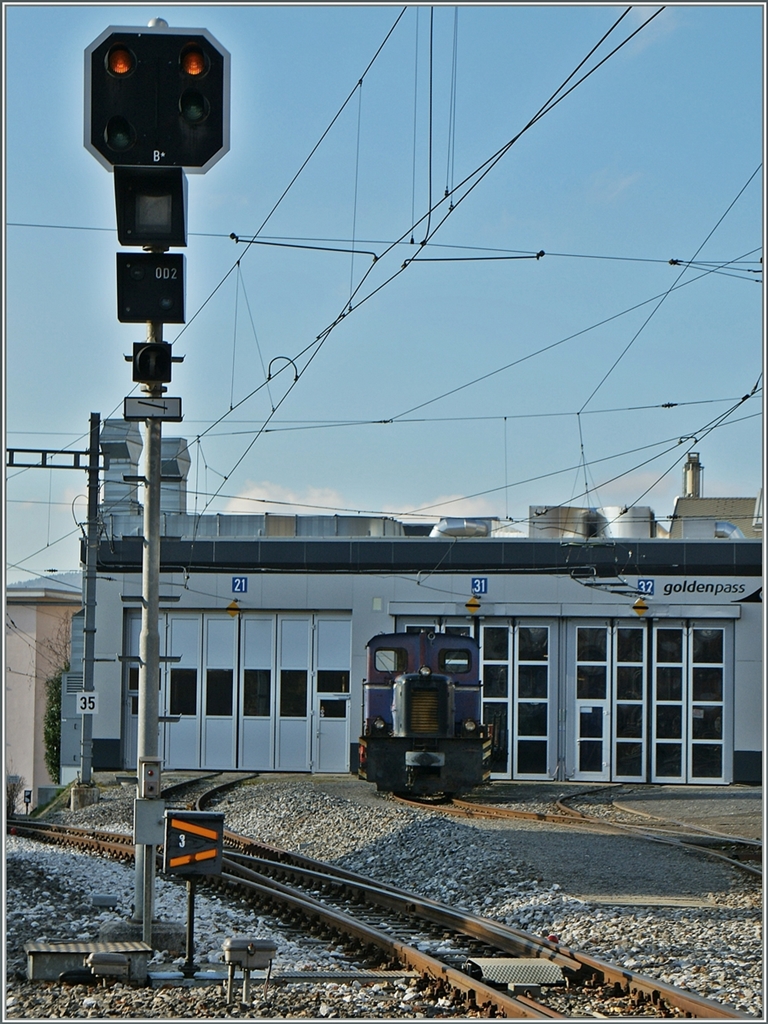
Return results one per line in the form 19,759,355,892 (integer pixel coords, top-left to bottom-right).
358,632,490,796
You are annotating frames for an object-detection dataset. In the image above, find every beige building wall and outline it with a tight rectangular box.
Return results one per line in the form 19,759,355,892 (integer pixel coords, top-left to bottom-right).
5,587,81,808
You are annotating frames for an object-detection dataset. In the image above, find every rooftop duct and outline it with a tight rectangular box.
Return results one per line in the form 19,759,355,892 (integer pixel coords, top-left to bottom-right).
100,419,142,515
429,518,493,538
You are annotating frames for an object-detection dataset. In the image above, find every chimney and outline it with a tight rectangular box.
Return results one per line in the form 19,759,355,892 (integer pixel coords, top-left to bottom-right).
682,452,703,498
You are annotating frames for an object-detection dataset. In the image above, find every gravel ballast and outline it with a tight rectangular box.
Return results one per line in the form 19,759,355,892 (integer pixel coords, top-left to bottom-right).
5,774,762,1019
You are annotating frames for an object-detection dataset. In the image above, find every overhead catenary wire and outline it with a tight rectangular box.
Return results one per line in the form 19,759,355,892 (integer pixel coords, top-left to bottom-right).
175,6,669,538
156,406,761,524
577,164,763,415
389,250,760,422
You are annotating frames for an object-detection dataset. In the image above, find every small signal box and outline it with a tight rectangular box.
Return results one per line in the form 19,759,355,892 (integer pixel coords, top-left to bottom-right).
138,757,162,799
163,810,224,876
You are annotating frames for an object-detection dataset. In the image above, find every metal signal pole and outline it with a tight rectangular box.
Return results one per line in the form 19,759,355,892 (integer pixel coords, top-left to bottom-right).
80,411,102,786
133,322,164,945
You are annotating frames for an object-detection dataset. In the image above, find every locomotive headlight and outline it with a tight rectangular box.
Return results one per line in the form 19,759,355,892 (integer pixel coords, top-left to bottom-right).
373,716,387,732
418,665,432,676
462,718,478,734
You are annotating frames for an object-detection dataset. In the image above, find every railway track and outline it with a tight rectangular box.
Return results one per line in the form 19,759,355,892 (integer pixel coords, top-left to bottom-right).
7,775,752,1019
393,792,762,878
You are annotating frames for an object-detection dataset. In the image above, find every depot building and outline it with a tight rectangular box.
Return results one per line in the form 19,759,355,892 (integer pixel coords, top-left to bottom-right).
59,423,762,787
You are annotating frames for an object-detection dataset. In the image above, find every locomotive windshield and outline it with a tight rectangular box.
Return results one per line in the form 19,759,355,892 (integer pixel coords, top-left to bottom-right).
374,647,409,673
438,649,472,674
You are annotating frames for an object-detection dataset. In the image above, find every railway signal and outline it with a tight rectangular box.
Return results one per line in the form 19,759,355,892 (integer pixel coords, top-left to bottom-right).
114,166,187,248
131,341,173,383
85,25,230,172
84,17,230,950
163,811,225,876
163,809,225,978
117,253,185,323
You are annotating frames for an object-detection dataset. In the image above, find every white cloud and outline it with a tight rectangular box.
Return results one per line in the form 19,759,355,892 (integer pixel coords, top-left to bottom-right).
589,168,643,204
223,480,353,515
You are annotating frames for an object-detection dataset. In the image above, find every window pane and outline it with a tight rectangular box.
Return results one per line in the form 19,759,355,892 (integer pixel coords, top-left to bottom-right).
439,649,471,674
579,707,603,738
517,702,547,736
128,667,139,692
617,666,643,700
243,669,270,716
655,743,681,776
517,740,547,774
579,740,603,772
656,666,682,701
518,664,547,698
656,629,682,663
320,699,347,719
692,706,722,740
656,705,682,739
577,627,606,662
170,668,197,716
616,703,643,738
483,663,508,697
317,670,350,693
692,667,722,702
206,669,232,716
207,619,234,666
280,670,307,716
616,742,642,776
577,665,606,700
617,628,643,663
483,703,508,773
518,627,548,661
693,629,723,664
692,744,722,778
483,627,508,661
374,648,408,673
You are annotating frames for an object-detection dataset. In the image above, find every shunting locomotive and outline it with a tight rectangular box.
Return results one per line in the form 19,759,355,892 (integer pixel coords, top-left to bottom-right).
358,631,491,796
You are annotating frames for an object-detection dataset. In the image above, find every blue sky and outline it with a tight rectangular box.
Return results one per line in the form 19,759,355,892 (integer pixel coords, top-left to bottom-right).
4,3,764,583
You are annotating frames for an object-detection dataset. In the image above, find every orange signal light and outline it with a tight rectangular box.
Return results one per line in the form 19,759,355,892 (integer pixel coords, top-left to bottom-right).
108,47,134,75
181,47,206,76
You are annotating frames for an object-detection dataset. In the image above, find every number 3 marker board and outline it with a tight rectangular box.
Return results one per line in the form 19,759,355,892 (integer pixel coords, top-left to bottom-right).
162,810,224,876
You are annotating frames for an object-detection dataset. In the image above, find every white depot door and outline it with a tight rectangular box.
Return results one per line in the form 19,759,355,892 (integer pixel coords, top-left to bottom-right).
201,616,237,769
312,618,352,773
238,617,275,770
163,615,202,769
275,616,312,771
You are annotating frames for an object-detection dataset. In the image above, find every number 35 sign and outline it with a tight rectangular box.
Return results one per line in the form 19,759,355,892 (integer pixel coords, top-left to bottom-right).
77,693,99,714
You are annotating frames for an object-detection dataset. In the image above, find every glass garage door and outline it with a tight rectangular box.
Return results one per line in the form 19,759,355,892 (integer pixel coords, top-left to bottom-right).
652,624,727,783
570,622,647,783
481,622,555,780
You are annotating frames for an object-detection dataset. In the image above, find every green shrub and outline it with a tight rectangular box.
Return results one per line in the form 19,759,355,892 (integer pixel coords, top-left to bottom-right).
44,661,68,783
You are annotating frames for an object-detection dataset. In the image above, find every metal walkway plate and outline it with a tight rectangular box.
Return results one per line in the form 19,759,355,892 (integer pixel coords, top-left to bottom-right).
467,958,564,986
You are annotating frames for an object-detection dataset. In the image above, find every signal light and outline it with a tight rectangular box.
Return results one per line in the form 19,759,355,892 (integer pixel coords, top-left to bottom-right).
181,46,206,76
132,341,173,383
107,45,134,76
180,90,209,124
105,115,136,152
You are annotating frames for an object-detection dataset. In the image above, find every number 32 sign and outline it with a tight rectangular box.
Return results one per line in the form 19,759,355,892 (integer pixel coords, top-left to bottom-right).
77,693,99,714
